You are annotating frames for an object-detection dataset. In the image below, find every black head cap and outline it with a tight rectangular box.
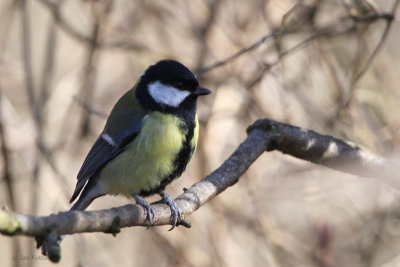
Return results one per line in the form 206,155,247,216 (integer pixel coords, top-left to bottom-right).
140,60,199,92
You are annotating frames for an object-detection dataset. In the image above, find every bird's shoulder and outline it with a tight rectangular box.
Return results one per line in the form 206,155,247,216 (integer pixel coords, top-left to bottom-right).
103,87,147,136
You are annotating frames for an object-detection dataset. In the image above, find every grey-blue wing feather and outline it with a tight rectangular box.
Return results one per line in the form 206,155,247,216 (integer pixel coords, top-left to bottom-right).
70,122,142,203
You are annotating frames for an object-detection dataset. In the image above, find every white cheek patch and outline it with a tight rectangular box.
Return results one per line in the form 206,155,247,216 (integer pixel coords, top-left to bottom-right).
148,81,191,107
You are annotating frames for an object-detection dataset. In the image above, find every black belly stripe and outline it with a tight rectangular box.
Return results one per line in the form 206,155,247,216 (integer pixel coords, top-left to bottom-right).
138,115,196,197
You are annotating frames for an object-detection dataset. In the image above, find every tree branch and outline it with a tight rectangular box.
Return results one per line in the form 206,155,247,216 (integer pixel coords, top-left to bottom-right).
0,119,398,263
248,119,400,188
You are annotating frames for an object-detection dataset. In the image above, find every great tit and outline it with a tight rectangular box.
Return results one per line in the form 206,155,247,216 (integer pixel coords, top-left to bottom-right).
70,59,211,228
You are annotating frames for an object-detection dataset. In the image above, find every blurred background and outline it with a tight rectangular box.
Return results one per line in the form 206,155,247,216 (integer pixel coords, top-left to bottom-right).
1,0,400,266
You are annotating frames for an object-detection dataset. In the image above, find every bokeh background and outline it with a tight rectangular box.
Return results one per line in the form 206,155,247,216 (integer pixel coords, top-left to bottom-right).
1,0,400,266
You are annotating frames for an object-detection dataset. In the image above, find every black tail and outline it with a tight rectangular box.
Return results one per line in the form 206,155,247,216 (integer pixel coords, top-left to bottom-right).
70,192,95,211
70,179,105,211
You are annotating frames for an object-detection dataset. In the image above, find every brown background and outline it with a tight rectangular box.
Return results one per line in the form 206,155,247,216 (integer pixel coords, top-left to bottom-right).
1,0,400,266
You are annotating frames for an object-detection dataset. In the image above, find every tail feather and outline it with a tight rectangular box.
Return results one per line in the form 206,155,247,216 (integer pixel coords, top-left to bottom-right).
70,178,105,211
70,192,96,211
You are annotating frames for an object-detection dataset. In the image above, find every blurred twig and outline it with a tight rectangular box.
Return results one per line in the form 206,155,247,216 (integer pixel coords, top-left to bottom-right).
0,96,21,267
358,211,389,267
192,0,221,69
20,0,43,261
39,15,57,110
72,95,108,119
37,0,145,51
195,3,394,87
20,0,40,128
1,118,399,262
0,2,22,266
79,0,112,137
190,0,221,179
195,30,279,76
265,26,355,69
20,0,41,217
312,223,334,267
20,0,70,204
333,1,398,119
195,24,352,77
0,93,14,210
0,0,18,212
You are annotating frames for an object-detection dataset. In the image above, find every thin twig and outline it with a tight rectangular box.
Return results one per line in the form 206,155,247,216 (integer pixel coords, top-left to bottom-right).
0,2,22,266
72,95,108,119
192,0,221,70
0,0,18,212
39,14,57,109
265,26,355,69
195,30,279,76
190,0,221,179
195,22,354,77
37,0,145,51
78,1,112,136
20,0,70,204
334,8,396,118
20,0,41,214
0,93,14,210
20,0,43,260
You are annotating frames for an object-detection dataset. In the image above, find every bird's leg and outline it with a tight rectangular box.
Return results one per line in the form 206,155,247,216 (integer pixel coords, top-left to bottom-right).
133,194,154,226
159,192,181,230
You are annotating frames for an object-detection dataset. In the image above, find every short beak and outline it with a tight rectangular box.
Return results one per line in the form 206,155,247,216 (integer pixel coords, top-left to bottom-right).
194,87,212,96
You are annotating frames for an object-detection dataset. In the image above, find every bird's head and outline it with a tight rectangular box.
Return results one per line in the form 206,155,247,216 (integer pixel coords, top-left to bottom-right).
136,60,211,113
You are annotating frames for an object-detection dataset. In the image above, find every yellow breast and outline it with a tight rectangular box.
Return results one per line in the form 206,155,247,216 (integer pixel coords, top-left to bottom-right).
98,112,187,196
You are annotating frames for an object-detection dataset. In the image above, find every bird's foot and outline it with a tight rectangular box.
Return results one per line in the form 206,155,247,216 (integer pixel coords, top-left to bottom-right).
159,192,181,230
133,194,154,226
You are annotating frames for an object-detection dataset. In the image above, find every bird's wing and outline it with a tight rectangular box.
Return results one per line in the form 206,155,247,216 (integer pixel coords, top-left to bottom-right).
70,122,142,203
70,87,146,203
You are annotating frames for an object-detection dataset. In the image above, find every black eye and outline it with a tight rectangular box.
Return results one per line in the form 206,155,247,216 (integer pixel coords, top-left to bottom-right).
175,82,183,88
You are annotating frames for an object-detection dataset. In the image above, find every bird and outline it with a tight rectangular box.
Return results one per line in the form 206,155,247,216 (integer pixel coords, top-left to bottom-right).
70,59,211,229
